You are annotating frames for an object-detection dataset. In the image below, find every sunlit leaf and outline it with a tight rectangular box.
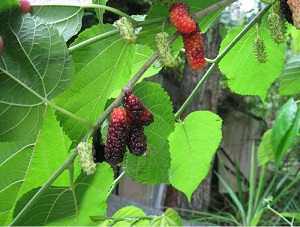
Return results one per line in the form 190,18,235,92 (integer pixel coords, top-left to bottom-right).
0,9,74,141
151,208,182,226
125,82,175,184
168,111,222,201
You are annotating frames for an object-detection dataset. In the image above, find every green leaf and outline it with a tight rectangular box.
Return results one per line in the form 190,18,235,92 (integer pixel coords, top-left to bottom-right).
112,206,150,226
168,111,222,201
279,54,300,95
0,0,19,14
0,10,74,141
219,26,285,100
257,129,274,166
151,208,182,226
54,24,135,142
280,212,300,221
30,0,85,41
271,98,300,167
133,45,161,80
93,0,108,24
0,108,79,225
13,163,114,226
125,82,175,184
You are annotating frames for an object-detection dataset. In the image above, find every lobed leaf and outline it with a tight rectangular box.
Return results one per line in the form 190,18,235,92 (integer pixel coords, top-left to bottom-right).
219,27,285,100
125,82,175,184
168,111,222,201
0,9,74,141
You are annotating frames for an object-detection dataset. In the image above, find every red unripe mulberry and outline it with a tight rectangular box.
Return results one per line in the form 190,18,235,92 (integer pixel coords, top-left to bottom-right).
169,2,197,34
182,25,206,71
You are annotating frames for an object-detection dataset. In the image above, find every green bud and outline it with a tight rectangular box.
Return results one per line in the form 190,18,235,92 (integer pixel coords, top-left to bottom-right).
155,32,177,67
115,17,137,44
253,36,267,63
268,12,286,44
77,142,96,175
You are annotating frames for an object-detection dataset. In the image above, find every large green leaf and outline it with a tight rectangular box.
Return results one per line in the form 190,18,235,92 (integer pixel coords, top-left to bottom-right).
0,107,79,225
219,26,285,100
279,54,300,95
13,162,113,226
54,24,135,143
0,9,74,141
125,82,175,184
30,0,87,41
168,111,222,201
0,0,19,14
271,98,300,168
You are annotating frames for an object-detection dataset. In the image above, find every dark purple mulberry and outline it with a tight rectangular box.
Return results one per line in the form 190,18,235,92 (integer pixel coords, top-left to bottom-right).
127,125,147,156
122,92,154,126
104,107,131,165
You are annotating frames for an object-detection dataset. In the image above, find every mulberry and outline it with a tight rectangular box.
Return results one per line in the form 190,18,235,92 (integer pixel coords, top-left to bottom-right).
115,17,137,44
104,107,131,165
127,125,147,156
122,92,154,126
156,32,177,67
268,12,286,44
77,142,96,175
182,25,206,71
169,2,197,34
253,36,267,63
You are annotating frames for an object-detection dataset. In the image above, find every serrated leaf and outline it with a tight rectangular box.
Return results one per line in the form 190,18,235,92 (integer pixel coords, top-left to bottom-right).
219,27,285,100
0,108,79,225
13,163,114,226
271,99,300,167
168,111,222,201
54,24,135,143
279,54,300,95
125,82,175,184
151,208,182,226
0,10,74,141
30,0,86,41
257,129,273,166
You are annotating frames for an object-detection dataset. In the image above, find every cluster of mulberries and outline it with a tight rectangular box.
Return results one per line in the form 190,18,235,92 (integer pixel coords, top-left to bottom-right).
169,2,206,71
104,92,154,165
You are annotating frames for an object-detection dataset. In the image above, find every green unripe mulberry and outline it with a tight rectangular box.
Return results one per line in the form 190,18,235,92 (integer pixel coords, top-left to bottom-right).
268,12,286,44
115,17,137,44
253,36,267,63
155,32,177,67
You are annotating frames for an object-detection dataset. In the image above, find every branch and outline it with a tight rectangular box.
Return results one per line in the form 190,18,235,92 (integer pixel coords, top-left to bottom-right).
9,1,239,225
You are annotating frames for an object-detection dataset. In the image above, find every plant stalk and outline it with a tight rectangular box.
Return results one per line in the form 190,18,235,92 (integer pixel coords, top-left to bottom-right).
175,3,271,120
